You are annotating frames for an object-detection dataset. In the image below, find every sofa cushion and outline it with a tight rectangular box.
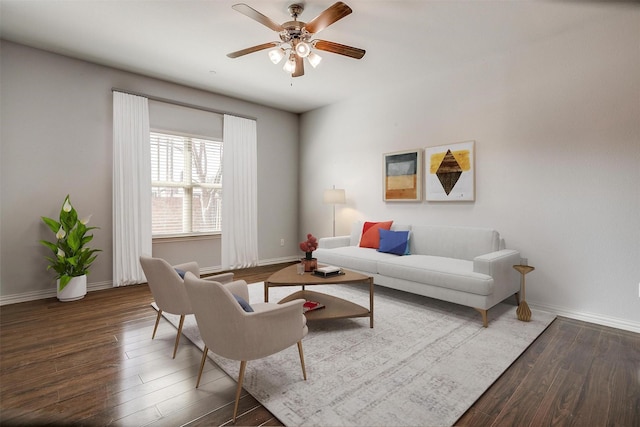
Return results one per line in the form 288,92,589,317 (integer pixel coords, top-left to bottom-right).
359,221,393,249
410,225,500,260
350,220,364,246
377,255,494,295
349,221,411,246
233,294,254,312
315,246,397,274
360,221,393,249
378,229,410,255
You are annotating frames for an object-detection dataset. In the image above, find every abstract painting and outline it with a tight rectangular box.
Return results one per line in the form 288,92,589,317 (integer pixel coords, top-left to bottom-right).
425,141,475,201
383,149,423,201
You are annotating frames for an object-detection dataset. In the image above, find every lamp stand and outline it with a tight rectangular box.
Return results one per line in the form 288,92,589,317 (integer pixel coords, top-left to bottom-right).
323,185,346,238
332,204,336,237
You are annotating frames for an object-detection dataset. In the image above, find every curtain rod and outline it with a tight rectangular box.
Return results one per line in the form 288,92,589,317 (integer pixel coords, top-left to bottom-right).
111,88,257,121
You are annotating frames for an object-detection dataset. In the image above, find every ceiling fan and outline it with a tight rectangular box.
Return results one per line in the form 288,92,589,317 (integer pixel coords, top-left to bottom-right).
227,2,366,77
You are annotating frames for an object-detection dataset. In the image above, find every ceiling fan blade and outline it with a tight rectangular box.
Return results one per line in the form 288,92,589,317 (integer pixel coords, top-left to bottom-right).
227,42,278,58
313,40,366,59
293,55,304,77
231,3,283,32
305,2,352,34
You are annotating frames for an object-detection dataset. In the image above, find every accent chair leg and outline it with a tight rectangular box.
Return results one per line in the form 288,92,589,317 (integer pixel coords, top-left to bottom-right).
196,346,208,388
475,308,488,328
233,361,247,423
297,341,307,380
152,309,162,339
172,314,185,359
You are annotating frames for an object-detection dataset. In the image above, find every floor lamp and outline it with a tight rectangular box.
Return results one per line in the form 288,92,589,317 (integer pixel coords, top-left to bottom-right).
323,186,346,237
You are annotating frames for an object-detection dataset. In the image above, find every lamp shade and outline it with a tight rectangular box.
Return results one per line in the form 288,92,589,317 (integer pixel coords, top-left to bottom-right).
323,188,346,204
307,51,322,68
283,56,296,73
268,48,285,64
295,41,311,58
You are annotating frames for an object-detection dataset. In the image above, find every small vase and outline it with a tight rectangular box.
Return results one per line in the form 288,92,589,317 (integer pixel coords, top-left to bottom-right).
301,257,317,272
57,275,87,302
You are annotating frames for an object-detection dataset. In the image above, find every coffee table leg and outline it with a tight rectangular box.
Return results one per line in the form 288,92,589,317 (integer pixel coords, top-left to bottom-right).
369,277,374,328
264,282,270,302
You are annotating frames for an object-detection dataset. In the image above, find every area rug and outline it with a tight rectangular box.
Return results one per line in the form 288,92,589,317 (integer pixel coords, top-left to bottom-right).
155,282,555,427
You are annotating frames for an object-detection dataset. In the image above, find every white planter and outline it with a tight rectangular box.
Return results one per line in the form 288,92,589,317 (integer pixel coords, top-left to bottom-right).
57,275,87,302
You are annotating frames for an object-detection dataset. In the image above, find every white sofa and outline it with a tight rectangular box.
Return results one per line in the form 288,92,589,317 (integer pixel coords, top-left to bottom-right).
315,222,521,327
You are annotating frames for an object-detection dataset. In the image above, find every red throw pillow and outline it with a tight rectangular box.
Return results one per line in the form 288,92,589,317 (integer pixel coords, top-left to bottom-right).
359,221,393,249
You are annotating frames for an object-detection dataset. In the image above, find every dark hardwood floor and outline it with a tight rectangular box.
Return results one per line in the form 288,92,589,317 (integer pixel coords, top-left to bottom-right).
1,262,638,426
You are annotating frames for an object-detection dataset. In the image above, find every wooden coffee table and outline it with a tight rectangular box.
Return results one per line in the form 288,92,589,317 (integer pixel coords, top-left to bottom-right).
264,264,374,328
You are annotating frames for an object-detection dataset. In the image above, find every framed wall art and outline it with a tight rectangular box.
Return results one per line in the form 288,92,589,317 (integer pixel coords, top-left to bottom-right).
425,141,475,201
383,149,423,202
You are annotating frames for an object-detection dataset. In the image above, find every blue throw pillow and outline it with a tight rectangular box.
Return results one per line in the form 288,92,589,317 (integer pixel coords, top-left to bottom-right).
377,229,410,256
233,294,254,312
174,268,186,278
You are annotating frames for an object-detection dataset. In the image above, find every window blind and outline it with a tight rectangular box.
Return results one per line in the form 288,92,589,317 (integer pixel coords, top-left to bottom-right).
150,132,222,236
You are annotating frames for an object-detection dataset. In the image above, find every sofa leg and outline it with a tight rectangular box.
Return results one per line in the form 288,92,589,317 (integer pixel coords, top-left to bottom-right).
514,292,521,306
475,308,488,328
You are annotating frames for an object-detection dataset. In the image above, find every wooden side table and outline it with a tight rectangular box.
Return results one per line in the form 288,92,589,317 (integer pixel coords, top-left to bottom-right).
513,265,535,322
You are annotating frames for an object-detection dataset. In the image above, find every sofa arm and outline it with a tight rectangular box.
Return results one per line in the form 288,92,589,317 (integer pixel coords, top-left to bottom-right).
474,249,521,297
474,249,520,274
318,235,351,249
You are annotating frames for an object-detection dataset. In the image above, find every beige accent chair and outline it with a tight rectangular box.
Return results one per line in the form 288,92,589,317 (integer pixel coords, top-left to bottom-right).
139,256,235,358
183,272,308,423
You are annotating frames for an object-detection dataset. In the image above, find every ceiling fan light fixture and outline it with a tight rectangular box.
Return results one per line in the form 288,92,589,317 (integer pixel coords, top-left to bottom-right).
295,41,311,58
268,47,285,64
228,2,365,77
307,51,322,68
283,55,296,73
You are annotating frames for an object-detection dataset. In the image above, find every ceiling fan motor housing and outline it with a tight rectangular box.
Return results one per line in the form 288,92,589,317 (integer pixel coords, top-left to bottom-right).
281,4,308,45
287,4,304,18
280,23,310,44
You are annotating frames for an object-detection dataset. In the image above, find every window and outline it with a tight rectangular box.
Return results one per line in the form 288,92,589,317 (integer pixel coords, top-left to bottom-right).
150,131,222,236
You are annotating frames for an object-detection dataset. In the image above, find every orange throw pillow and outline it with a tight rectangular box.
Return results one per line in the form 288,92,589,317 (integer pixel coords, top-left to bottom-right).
359,221,393,249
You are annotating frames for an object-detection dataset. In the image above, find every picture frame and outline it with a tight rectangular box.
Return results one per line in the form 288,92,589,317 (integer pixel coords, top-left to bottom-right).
383,149,423,202
425,141,475,201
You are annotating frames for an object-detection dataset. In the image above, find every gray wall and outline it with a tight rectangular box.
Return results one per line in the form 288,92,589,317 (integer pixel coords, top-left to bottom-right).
299,7,640,331
0,40,299,302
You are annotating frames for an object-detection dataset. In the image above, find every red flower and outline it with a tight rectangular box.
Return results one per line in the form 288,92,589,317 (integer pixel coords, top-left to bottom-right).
299,233,318,254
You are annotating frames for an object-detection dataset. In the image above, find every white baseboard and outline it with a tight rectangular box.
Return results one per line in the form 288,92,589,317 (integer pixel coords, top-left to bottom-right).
1,258,300,306
199,256,299,276
0,280,113,306
258,256,300,266
530,302,640,334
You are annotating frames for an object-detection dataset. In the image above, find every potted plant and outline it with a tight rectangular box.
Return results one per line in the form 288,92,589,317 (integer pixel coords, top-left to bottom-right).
40,195,100,301
299,233,318,272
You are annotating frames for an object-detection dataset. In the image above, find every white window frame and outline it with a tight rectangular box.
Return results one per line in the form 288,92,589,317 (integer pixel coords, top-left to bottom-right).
150,130,222,238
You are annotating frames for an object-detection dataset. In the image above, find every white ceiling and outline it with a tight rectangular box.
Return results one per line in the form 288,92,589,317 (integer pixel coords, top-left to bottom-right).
0,0,619,113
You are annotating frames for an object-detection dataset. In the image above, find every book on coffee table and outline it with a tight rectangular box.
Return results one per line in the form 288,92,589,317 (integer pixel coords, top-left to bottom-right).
303,300,325,313
312,265,344,278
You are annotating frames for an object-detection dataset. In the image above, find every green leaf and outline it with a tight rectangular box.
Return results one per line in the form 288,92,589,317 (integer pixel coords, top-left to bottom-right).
67,228,81,251
59,275,72,291
81,234,94,246
42,217,60,234
40,240,58,253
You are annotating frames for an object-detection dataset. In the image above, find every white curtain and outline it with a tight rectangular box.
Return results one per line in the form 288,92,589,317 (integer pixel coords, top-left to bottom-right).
112,92,152,286
222,115,259,269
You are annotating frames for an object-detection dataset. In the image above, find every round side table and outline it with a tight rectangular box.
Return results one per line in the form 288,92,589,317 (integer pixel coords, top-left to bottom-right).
513,265,535,322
